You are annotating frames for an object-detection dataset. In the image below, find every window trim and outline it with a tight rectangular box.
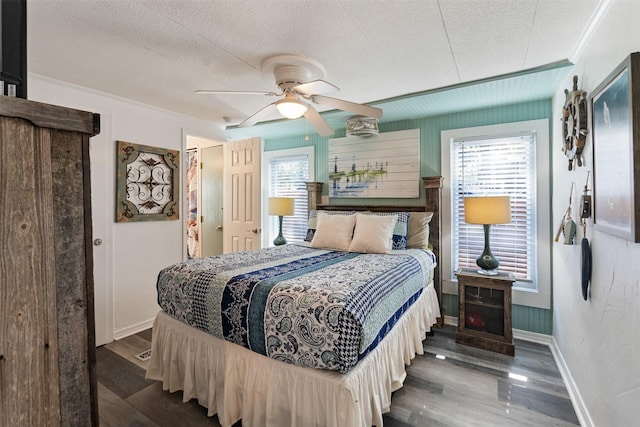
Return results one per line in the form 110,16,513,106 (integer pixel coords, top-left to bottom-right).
261,146,315,248
441,119,551,309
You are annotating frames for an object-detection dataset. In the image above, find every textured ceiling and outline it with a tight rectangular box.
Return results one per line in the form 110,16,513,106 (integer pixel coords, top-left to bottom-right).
27,0,604,140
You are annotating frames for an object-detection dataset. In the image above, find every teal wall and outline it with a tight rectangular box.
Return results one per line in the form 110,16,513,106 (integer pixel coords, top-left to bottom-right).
264,98,553,335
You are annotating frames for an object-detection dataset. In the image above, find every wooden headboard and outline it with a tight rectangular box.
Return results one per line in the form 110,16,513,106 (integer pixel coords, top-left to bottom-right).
305,176,444,327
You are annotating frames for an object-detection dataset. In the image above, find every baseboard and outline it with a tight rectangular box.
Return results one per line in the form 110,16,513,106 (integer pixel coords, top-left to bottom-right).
113,317,155,341
444,316,553,345
549,337,593,427
512,328,553,345
444,315,458,327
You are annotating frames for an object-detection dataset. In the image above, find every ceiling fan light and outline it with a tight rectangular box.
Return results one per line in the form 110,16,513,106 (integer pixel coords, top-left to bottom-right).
276,99,308,119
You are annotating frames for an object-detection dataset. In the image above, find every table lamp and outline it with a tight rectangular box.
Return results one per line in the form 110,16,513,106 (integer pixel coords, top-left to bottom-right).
268,197,295,245
464,195,511,275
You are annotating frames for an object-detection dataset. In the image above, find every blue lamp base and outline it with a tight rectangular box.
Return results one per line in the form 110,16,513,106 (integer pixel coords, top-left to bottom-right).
273,215,287,246
476,224,499,275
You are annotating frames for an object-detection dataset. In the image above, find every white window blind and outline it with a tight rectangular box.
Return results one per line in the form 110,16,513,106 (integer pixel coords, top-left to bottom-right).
268,154,310,242
451,133,537,288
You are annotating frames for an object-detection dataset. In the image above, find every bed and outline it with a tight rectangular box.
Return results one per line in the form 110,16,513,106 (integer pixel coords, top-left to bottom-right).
146,177,443,426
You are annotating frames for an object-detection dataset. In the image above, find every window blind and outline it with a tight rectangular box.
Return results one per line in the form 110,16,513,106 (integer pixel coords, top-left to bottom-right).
451,134,537,288
268,154,310,242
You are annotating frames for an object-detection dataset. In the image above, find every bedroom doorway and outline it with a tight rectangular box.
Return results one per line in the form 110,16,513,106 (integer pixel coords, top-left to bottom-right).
201,145,224,256
185,136,224,258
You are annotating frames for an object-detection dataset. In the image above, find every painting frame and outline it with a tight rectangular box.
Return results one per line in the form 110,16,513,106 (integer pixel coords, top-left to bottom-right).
591,52,640,243
328,128,420,199
116,140,180,222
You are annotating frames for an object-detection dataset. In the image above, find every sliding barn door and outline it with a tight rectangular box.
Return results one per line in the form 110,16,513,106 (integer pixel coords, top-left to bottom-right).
223,137,261,253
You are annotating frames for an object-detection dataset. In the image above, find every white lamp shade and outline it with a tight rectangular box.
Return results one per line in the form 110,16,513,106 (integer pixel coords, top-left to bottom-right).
275,96,308,119
268,197,295,216
464,196,511,224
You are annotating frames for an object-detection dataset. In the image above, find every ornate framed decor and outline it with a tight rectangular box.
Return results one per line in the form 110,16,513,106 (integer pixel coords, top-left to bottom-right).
590,52,640,242
116,140,180,222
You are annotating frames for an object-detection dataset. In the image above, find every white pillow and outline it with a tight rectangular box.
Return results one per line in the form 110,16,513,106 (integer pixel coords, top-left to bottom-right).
348,213,397,254
310,212,356,251
407,211,434,249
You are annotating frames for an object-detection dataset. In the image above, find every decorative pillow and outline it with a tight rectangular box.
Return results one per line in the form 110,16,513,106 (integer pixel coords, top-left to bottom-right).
348,213,397,254
362,211,410,250
304,209,354,242
310,212,356,251
407,211,434,249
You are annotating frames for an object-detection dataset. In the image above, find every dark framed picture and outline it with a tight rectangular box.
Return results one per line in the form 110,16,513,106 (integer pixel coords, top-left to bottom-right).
116,140,180,222
591,52,640,242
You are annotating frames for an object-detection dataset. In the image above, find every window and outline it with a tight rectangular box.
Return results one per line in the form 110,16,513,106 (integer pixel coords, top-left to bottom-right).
451,134,536,288
442,120,550,309
262,146,315,247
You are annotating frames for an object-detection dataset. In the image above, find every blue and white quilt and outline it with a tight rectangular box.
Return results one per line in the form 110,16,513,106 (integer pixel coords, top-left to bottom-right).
156,244,436,373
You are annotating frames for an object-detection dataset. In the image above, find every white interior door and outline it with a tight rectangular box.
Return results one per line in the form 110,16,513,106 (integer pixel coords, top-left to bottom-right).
90,113,113,346
201,145,224,256
224,137,262,253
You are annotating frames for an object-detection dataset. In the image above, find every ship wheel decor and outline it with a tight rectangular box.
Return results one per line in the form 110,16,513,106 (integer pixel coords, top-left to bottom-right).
561,75,589,170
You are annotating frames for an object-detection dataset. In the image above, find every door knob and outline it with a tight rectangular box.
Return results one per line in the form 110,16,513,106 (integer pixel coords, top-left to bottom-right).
246,228,260,234
93,238,103,246
216,225,223,231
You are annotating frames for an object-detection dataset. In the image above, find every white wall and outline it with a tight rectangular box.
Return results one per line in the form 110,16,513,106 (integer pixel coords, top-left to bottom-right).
29,74,225,342
552,1,640,425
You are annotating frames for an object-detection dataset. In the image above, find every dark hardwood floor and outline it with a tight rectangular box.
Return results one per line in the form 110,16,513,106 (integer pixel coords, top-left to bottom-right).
96,325,579,426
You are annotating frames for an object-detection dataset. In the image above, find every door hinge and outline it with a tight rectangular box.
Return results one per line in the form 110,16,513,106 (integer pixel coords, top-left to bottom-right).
200,162,203,169
200,215,204,222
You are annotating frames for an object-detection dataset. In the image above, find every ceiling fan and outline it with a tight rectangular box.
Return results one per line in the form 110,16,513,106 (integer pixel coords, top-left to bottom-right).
196,55,383,137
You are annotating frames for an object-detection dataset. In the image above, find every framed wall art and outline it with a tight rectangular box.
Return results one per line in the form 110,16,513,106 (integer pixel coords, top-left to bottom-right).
328,128,420,198
116,140,180,222
591,52,640,242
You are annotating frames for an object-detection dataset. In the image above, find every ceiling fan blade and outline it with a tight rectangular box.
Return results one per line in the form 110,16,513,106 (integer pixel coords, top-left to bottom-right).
304,106,334,137
293,79,339,96
195,90,279,96
238,102,278,127
310,95,383,119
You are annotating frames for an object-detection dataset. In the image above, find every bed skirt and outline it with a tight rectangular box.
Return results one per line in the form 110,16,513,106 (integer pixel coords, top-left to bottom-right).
145,281,440,427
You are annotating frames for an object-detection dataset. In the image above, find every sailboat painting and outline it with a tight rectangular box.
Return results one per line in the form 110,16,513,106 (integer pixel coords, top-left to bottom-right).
329,129,420,198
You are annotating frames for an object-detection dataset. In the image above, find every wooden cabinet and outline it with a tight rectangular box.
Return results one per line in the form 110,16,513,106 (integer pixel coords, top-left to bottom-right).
455,268,515,356
0,96,100,426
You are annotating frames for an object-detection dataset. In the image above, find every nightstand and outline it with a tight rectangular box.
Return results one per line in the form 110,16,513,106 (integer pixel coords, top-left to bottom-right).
455,268,515,356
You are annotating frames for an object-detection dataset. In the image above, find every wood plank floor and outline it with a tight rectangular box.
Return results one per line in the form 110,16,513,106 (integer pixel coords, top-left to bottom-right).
97,325,579,426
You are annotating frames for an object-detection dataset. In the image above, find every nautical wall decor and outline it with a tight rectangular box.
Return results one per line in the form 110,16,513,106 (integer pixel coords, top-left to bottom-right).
591,52,640,243
116,140,180,222
561,75,589,171
554,182,577,245
328,129,420,198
